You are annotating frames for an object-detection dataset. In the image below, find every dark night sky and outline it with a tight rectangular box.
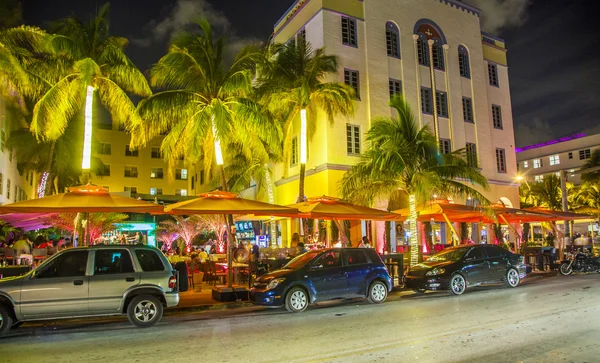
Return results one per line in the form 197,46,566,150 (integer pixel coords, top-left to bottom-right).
21,0,600,147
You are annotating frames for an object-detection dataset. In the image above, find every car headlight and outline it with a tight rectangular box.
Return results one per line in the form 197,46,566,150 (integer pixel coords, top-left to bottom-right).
267,278,285,290
425,268,446,276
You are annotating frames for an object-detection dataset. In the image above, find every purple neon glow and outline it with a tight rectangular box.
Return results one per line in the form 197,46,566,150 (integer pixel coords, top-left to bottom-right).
515,133,586,153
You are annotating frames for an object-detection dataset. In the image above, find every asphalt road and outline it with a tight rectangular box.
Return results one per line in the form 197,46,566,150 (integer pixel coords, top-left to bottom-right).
1,274,599,363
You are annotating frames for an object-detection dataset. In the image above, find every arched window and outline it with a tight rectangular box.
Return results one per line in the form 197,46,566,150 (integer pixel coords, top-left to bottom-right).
385,22,400,58
458,45,470,78
416,34,428,66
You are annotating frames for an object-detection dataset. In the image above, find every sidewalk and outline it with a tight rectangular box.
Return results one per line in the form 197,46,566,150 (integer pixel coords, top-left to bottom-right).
166,283,253,314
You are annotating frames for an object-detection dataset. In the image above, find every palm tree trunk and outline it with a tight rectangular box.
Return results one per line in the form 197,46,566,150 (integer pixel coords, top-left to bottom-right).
264,164,278,248
298,163,309,240
409,195,419,266
220,166,235,288
37,141,56,198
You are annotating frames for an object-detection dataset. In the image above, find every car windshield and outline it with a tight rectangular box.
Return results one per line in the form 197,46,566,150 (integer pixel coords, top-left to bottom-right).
283,251,321,269
427,248,468,262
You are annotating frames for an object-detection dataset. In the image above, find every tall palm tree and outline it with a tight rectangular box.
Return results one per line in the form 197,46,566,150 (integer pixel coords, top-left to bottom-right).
581,149,600,183
341,97,489,265
29,3,150,142
258,41,355,203
574,182,600,218
528,174,565,211
135,20,277,184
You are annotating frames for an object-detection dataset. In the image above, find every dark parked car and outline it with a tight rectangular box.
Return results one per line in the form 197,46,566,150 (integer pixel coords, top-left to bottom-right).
404,244,526,295
250,248,392,312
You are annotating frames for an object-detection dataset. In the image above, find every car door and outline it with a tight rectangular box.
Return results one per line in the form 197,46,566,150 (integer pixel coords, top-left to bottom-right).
461,247,490,285
88,249,140,314
307,251,347,301
343,249,370,296
484,246,507,281
20,250,90,319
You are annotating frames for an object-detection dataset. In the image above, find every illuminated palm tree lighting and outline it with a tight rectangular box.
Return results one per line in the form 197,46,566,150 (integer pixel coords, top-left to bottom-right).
81,85,94,169
300,108,307,164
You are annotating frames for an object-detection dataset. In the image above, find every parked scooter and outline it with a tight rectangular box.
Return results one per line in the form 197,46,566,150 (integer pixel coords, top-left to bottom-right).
559,250,600,275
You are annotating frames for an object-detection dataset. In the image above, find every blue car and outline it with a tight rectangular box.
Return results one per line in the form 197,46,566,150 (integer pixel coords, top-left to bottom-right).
250,248,393,313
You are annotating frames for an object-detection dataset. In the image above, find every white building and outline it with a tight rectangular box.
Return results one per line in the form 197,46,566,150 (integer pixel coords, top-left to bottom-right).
516,133,600,185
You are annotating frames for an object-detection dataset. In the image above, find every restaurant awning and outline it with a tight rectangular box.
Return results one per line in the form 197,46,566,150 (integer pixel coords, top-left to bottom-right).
289,196,402,221
164,191,299,217
0,185,164,214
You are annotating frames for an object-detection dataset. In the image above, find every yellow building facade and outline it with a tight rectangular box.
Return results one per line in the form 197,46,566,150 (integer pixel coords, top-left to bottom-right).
269,0,520,247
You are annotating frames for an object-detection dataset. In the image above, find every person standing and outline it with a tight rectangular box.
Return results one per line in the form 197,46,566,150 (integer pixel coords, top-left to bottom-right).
358,236,372,248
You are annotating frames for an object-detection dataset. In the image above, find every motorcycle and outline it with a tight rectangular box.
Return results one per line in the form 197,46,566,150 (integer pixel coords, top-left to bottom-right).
559,250,600,275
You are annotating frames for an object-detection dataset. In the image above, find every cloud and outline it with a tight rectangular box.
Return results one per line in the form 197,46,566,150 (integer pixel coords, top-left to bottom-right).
514,117,554,147
464,0,532,33
132,0,260,55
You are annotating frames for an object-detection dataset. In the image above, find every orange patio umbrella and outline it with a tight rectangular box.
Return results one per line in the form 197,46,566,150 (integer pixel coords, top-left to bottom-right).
289,196,402,221
0,184,164,214
164,191,299,217
164,191,299,288
523,207,594,221
392,200,488,223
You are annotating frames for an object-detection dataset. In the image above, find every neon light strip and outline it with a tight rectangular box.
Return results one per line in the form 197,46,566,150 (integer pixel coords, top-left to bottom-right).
81,86,94,169
515,133,586,153
300,109,307,164
212,116,223,165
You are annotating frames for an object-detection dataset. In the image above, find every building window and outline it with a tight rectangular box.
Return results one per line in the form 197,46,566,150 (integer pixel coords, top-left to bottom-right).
98,164,110,177
432,43,444,70
341,16,357,47
296,27,306,44
488,63,499,87
385,22,400,58
125,145,138,157
417,37,428,66
420,88,433,114
579,149,591,160
150,187,163,196
549,155,560,166
492,105,503,129
458,46,470,78
439,139,451,154
176,168,188,180
344,69,360,99
290,137,298,166
533,159,542,169
175,189,187,196
346,124,360,155
8,148,12,162
150,168,164,179
29,172,33,186
191,176,195,190
0,129,5,152
200,170,205,185
466,143,478,168
389,79,402,99
534,175,544,183
0,173,3,195
462,97,474,123
124,186,137,194
151,147,162,159
435,91,448,117
124,166,138,178
523,161,529,168
15,186,18,202
496,148,506,173
6,179,10,199
568,152,573,159
97,143,111,155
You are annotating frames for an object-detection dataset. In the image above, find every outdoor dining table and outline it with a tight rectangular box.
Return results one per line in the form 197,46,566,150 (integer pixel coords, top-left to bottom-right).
216,262,249,285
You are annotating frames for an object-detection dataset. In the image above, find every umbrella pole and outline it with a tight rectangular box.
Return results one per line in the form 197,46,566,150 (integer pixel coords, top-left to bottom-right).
442,213,460,246
499,215,521,253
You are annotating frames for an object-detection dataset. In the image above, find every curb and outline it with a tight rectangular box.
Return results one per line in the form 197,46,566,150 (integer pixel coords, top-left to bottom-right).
165,301,254,315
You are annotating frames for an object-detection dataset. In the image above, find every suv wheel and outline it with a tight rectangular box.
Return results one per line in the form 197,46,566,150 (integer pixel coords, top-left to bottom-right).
285,287,308,313
0,305,13,337
127,295,164,328
368,281,388,304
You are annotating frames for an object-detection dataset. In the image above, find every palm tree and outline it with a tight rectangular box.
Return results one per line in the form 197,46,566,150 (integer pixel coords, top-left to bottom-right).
159,216,202,253
258,41,355,203
135,20,277,181
341,97,489,265
581,149,600,183
574,182,600,218
29,3,150,142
